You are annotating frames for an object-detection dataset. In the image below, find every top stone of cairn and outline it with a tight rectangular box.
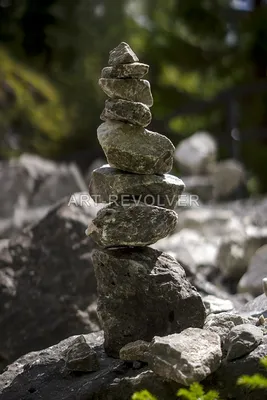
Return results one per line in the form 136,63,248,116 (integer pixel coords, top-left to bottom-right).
108,42,139,66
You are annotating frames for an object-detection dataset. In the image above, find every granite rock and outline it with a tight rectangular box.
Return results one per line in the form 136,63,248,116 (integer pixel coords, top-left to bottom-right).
101,98,152,127
63,335,100,372
0,199,99,370
86,202,178,247
148,329,222,385
92,247,206,357
89,165,185,210
97,121,175,174
225,324,263,361
99,78,153,107
204,313,246,346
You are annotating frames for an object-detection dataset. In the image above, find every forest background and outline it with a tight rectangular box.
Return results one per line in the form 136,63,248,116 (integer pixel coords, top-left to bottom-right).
1,0,267,191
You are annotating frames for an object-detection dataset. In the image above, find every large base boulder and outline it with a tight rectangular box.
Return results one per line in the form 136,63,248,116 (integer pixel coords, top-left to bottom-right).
92,247,206,357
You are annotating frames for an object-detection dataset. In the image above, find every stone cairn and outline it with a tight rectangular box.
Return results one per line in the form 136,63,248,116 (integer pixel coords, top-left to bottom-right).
86,42,206,357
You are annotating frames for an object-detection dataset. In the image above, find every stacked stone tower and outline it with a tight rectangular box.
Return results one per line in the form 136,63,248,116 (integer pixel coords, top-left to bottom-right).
87,43,205,357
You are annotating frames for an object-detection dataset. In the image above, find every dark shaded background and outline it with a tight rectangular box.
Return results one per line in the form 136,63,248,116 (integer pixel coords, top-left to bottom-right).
1,0,267,190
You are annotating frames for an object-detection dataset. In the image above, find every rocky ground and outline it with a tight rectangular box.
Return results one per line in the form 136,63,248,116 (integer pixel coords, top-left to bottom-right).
0,152,266,399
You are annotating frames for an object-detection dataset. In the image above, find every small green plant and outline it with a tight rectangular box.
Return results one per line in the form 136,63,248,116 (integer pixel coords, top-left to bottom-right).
237,356,267,390
132,356,267,400
132,390,157,400
177,382,220,400
131,383,220,400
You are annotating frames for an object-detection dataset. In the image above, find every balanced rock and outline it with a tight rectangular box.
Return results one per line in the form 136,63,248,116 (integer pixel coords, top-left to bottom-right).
89,165,185,210
108,42,139,65
148,329,222,385
86,203,178,247
97,121,175,174
101,62,149,79
92,247,206,357
99,78,153,107
100,99,152,127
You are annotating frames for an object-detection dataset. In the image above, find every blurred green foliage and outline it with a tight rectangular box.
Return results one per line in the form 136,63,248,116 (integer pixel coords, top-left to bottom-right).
1,0,267,187
0,46,69,157
132,356,267,399
132,382,220,400
237,356,267,390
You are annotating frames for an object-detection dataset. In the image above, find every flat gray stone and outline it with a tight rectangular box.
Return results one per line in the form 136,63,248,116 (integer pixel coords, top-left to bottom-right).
148,329,222,385
86,202,178,247
92,248,206,357
225,324,263,361
101,63,149,79
108,42,139,65
97,121,175,175
203,295,234,315
99,78,153,107
100,99,152,127
89,165,185,210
